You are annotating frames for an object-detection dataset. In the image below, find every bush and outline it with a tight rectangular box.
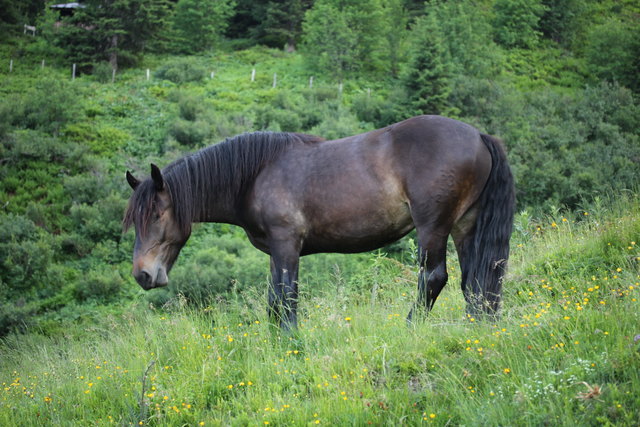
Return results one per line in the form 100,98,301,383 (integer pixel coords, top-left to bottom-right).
73,266,125,303
584,19,640,92
13,78,82,135
92,62,114,83
169,119,210,146
0,214,54,298
155,58,206,84
69,193,128,244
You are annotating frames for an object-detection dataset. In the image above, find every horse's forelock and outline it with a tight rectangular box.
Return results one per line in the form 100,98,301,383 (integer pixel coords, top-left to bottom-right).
123,179,157,236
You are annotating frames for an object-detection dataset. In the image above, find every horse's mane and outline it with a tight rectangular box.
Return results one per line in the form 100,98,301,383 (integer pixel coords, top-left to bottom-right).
124,132,323,236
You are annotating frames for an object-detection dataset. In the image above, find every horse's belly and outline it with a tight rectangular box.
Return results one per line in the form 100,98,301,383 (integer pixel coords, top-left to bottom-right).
301,203,414,255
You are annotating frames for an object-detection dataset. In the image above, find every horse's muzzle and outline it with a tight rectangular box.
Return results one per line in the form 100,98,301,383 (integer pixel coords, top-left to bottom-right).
134,269,168,290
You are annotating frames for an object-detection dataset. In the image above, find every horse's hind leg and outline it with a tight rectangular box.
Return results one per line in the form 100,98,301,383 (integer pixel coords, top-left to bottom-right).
407,227,449,323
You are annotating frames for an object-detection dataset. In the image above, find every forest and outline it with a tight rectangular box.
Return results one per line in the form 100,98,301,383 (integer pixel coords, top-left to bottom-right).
0,0,639,425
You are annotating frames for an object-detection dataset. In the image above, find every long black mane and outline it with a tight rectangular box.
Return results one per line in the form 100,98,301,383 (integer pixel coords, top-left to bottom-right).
124,132,322,236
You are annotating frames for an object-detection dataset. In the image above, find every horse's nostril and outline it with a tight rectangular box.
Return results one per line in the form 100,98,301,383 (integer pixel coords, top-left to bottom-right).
135,271,153,289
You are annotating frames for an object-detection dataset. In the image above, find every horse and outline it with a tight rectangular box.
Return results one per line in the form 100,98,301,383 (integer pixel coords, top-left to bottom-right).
123,115,515,329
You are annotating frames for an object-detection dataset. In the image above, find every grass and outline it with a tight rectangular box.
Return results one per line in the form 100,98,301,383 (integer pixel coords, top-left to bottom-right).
1,195,639,426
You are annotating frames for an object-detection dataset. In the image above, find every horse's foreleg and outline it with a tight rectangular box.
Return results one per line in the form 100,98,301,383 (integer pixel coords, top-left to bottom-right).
268,250,300,331
407,233,448,323
268,258,282,322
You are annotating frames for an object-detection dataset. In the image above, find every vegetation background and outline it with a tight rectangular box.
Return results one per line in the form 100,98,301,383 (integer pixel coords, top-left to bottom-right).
0,0,638,425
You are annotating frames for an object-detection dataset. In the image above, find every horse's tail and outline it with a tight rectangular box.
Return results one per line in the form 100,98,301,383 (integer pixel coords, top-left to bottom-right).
461,133,515,316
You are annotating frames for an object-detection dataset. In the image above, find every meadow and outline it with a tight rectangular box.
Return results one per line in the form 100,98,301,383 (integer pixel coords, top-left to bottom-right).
1,3,639,423
1,195,638,426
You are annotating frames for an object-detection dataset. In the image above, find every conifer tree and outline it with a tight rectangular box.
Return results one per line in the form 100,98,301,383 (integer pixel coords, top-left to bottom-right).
403,13,452,116
54,0,172,71
172,0,236,54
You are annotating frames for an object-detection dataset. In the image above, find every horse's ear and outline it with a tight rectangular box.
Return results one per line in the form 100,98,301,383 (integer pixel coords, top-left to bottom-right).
126,170,140,190
150,163,164,191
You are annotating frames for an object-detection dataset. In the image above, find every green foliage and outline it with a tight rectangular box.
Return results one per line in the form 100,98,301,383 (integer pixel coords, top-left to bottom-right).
301,2,357,78
52,0,173,70
172,0,236,54
72,265,125,303
584,18,640,92
92,62,114,83
154,57,206,84
0,214,53,296
539,0,589,46
6,78,82,135
260,0,311,50
428,0,501,78
402,13,453,116
302,0,388,77
493,0,547,48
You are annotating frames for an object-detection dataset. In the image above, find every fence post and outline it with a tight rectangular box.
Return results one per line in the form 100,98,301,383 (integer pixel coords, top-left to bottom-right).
146,69,150,81
72,63,76,80
112,68,116,83
338,82,343,95
210,71,215,79
273,73,277,88
9,59,13,72
41,59,45,69
309,76,313,88
251,68,256,82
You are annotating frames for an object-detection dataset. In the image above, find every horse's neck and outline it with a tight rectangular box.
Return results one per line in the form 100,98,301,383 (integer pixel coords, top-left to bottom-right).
194,190,239,225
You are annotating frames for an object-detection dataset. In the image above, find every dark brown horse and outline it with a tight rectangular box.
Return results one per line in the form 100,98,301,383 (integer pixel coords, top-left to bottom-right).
124,115,515,329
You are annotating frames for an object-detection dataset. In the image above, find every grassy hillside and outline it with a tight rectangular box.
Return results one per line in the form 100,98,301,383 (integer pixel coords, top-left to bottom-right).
1,195,638,426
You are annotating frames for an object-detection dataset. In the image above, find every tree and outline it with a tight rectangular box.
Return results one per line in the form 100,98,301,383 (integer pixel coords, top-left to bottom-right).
261,0,313,50
54,0,172,70
302,0,386,77
381,0,409,77
584,19,640,93
402,13,452,116
493,0,547,48
430,0,499,78
172,0,236,54
301,2,357,78
539,0,588,47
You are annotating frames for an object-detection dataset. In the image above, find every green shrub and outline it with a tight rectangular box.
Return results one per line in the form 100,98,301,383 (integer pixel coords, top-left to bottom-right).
13,78,82,135
69,193,128,244
73,266,125,303
92,62,114,83
155,58,206,84
584,19,640,92
169,119,210,146
0,214,54,298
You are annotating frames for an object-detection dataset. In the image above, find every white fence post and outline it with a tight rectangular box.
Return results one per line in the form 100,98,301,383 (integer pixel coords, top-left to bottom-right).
338,82,343,95
273,73,277,88
251,68,256,82
146,69,150,81
72,63,76,80
309,76,313,88
41,59,45,69
112,68,116,83
9,59,13,72
210,71,215,79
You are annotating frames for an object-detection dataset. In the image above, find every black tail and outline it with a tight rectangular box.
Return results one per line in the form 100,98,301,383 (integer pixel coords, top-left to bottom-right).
462,134,515,316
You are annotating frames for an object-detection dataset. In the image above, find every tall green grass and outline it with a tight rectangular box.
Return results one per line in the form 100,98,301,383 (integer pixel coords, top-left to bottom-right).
1,195,639,426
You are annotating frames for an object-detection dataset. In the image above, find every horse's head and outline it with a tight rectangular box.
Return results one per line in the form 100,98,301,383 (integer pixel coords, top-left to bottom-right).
124,164,191,290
